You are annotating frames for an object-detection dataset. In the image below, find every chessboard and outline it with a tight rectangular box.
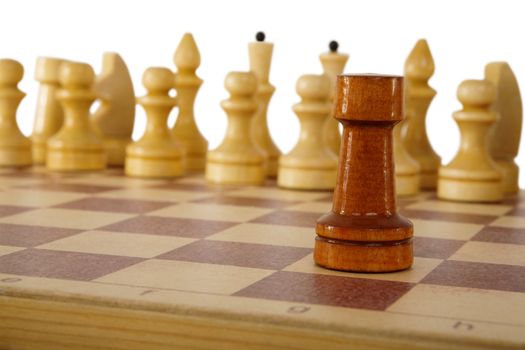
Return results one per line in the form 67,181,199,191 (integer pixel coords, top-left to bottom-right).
0,167,524,350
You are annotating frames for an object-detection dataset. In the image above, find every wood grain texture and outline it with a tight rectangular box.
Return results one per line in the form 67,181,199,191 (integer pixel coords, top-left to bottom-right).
1,294,520,350
315,74,413,272
0,168,524,350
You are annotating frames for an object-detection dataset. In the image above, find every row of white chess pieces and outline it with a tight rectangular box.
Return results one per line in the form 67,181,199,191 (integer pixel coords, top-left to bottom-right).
0,33,521,203
0,32,341,185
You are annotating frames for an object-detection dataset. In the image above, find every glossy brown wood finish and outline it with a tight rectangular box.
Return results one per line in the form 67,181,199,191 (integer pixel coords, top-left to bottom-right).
315,75,414,272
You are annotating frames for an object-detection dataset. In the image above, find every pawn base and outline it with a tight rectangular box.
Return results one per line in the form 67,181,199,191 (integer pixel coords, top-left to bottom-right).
395,172,420,196
31,139,47,165
266,157,279,178
437,177,503,202
185,153,206,171
171,129,208,172
206,161,265,185
420,171,438,190
47,149,106,172
278,166,336,190
0,147,32,167
125,156,184,178
315,212,413,272
105,137,131,167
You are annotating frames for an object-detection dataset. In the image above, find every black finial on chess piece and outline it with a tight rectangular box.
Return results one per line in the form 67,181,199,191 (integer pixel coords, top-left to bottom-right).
256,32,266,42
329,40,339,52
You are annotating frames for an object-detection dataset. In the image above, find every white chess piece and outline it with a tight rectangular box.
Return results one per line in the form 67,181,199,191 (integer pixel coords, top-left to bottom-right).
0,59,31,167
125,67,184,178
206,71,265,185
92,52,135,166
403,39,441,189
485,62,523,194
278,74,337,190
438,80,503,202
172,33,208,171
319,40,348,156
47,61,106,171
31,57,65,164
249,32,281,177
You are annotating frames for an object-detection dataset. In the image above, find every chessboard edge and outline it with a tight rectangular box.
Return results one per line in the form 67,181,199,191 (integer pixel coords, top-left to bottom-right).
1,291,523,350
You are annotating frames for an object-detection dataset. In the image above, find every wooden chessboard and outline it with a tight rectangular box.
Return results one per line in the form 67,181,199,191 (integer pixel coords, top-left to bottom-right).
0,167,524,350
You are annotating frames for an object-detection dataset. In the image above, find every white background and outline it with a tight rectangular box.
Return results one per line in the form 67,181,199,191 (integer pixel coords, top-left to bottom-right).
1,0,524,185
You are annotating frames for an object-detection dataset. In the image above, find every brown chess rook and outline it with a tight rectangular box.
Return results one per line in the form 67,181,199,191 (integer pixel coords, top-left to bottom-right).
315,74,413,272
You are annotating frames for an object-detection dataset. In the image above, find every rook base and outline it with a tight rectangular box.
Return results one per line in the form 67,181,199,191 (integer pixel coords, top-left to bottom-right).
314,236,413,273
315,212,413,272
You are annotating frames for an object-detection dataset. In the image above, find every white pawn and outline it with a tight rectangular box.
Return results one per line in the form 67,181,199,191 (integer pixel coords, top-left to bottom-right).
438,80,503,202
206,71,265,185
125,67,184,178
47,61,105,171
0,59,31,167
278,74,337,190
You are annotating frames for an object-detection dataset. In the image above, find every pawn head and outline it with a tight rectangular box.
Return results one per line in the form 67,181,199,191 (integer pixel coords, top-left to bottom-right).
0,59,24,86
142,67,174,93
35,57,64,83
296,74,330,100
59,61,95,88
224,71,257,96
457,79,496,108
